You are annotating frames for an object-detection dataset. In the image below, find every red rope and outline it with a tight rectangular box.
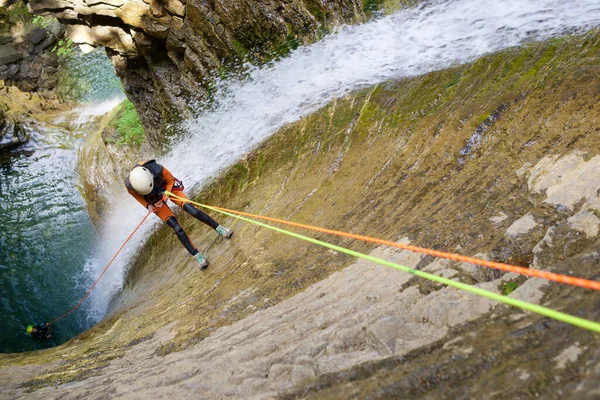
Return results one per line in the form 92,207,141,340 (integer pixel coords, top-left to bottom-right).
49,212,150,325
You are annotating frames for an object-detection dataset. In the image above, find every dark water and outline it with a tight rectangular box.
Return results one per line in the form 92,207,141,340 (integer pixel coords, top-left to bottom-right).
0,46,124,353
0,124,98,353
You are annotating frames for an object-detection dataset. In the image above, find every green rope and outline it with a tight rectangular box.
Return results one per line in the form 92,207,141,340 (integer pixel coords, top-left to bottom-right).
175,194,600,333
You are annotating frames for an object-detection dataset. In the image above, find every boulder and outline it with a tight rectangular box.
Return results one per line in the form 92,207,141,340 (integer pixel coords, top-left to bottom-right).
86,0,125,7
33,35,56,54
17,79,38,92
114,2,150,29
164,0,184,17
0,64,19,80
24,24,48,45
29,0,73,12
66,24,138,55
39,66,58,90
142,15,171,40
14,39,34,55
0,31,13,45
0,44,22,65
45,18,65,38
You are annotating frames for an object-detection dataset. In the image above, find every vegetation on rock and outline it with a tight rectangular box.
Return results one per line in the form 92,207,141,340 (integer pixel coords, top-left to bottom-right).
109,100,145,147
1,0,30,23
502,281,519,296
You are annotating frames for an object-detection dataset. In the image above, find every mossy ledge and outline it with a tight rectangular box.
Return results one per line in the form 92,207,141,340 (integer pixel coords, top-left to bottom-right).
1,31,600,397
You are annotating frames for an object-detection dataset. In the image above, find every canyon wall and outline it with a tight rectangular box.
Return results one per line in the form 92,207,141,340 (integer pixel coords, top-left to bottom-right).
1,31,599,398
28,0,387,146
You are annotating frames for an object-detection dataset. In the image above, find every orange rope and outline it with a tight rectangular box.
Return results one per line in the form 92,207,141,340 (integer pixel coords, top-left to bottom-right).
49,212,150,325
218,207,600,290
165,192,600,291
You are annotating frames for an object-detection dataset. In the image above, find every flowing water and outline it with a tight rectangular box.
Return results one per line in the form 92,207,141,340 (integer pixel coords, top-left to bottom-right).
6,0,599,347
90,0,600,321
0,49,123,353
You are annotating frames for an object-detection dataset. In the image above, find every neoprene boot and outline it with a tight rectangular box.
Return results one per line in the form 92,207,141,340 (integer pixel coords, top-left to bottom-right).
195,253,209,269
216,225,233,239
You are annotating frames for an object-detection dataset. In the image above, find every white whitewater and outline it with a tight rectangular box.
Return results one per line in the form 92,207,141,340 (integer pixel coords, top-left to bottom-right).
87,0,600,320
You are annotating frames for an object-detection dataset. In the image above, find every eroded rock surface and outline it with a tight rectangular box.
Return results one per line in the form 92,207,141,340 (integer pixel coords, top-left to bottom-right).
5,243,532,399
1,32,600,399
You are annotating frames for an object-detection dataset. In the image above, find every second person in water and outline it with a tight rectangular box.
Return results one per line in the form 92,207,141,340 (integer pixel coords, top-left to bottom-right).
125,160,232,269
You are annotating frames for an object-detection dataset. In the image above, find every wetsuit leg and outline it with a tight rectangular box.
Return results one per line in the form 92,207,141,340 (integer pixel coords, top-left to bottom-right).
166,216,198,256
183,203,219,229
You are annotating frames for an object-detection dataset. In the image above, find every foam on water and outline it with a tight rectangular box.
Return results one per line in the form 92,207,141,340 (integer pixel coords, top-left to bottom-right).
88,0,600,318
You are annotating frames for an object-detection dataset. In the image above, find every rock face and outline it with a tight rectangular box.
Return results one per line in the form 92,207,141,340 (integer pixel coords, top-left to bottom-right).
28,0,367,146
0,108,28,151
1,33,599,398
0,2,64,92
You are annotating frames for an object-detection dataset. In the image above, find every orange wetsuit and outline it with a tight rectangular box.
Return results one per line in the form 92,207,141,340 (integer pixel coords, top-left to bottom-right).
125,160,219,255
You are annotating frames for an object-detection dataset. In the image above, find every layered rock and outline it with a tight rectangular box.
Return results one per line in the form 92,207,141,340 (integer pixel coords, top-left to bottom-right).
29,0,368,146
0,1,64,92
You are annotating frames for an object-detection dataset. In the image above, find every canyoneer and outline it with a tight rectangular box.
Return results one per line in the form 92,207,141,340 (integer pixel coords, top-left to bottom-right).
125,160,233,269
26,323,51,340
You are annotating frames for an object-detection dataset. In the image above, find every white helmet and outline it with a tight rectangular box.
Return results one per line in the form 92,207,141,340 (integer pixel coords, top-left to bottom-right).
129,167,154,195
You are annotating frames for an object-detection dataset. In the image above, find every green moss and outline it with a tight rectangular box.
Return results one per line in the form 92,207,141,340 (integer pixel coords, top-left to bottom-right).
286,34,299,51
502,281,518,296
306,4,325,23
474,113,491,126
234,163,250,190
500,49,531,77
362,0,381,15
317,25,329,40
272,32,301,58
257,153,266,178
231,39,248,58
548,36,568,46
445,70,463,88
522,44,557,79
382,0,419,14
110,100,145,147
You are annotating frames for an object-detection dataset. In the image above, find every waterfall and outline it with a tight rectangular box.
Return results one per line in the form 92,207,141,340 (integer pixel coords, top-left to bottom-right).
87,0,600,319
